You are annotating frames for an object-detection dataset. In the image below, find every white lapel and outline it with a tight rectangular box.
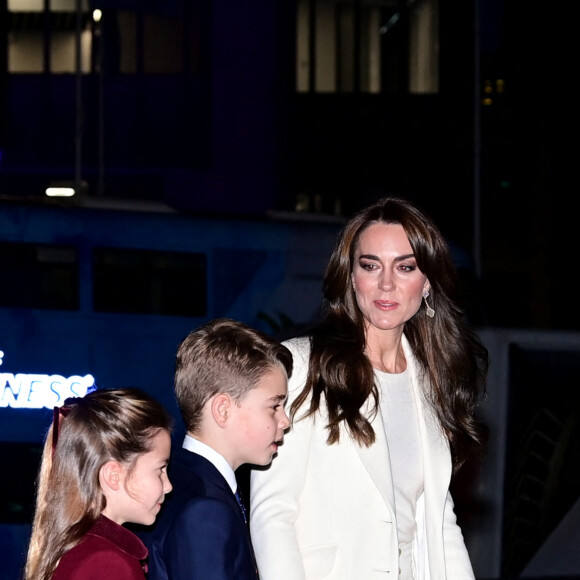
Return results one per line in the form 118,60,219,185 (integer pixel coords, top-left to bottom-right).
402,335,451,493
357,398,396,509
403,335,452,579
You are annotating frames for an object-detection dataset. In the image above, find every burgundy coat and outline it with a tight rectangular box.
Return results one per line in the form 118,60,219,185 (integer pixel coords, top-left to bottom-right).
52,515,148,580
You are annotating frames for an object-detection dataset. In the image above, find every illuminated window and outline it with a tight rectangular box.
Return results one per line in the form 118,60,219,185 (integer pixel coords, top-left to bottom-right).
296,0,439,94
7,0,92,73
6,0,204,75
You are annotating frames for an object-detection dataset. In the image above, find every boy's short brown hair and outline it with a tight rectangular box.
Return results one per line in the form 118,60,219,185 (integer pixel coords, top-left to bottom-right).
174,318,293,433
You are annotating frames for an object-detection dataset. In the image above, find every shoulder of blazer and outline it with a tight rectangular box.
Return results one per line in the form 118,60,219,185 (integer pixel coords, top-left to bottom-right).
169,448,231,498
282,336,311,367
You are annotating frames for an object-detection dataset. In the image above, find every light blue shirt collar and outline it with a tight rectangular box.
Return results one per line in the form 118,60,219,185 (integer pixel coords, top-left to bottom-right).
182,434,237,493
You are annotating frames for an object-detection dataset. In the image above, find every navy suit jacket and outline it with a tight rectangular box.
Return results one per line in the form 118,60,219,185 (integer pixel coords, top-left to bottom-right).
138,446,258,580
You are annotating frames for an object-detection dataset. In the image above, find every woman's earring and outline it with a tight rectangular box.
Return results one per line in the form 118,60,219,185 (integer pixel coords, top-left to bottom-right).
423,291,435,318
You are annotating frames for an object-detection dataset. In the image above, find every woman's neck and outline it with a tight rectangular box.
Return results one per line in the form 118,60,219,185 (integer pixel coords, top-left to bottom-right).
364,325,407,374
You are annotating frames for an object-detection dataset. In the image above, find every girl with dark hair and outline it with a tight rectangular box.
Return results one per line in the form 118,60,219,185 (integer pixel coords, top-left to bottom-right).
250,197,488,579
24,388,173,580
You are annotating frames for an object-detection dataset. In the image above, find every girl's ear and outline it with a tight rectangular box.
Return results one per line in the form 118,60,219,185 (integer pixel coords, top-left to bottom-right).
100,460,124,492
423,279,431,295
210,393,231,428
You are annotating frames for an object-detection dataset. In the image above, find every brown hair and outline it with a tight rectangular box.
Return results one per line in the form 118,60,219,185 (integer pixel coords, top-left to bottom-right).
291,196,488,472
174,318,293,433
24,388,173,580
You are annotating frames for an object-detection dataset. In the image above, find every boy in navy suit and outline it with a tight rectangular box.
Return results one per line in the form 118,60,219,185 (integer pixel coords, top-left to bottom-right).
140,318,292,580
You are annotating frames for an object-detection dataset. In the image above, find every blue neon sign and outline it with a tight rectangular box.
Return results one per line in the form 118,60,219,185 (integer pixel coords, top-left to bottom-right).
0,350,96,409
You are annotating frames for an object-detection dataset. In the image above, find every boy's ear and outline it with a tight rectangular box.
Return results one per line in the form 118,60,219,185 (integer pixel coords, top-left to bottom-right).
100,460,124,492
210,393,232,428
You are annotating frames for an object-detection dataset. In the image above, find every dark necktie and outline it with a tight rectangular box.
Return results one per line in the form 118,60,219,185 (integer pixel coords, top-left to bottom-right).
235,489,248,524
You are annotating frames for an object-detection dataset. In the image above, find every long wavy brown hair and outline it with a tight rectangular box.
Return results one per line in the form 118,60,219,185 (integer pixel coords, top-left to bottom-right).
291,196,488,473
24,388,173,580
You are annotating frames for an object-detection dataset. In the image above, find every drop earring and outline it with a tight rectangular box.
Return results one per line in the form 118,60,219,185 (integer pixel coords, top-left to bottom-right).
423,291,435,318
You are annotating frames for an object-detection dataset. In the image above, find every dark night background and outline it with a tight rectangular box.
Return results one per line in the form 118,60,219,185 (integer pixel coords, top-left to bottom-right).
0,0,576,334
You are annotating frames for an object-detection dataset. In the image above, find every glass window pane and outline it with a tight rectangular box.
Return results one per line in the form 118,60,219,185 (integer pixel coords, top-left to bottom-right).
295,0,439,95
143,14,182,74
93,248,207,316
8,0,44,11
8,30,44,72
0,242,79,310
118,10,137,74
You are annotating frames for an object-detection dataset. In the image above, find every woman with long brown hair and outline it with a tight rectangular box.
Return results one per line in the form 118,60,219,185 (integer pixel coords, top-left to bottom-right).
250,196,488,579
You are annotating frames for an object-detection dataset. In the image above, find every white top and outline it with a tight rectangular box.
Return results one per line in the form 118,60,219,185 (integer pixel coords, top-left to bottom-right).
377,368,424,578
182,434,238,493
378,368,424,543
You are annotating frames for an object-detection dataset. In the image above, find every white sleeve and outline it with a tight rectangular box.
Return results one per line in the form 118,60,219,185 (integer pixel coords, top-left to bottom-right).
250,338,312,580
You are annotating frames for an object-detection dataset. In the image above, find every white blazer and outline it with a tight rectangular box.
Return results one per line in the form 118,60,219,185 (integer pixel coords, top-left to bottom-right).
250,336,475,580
